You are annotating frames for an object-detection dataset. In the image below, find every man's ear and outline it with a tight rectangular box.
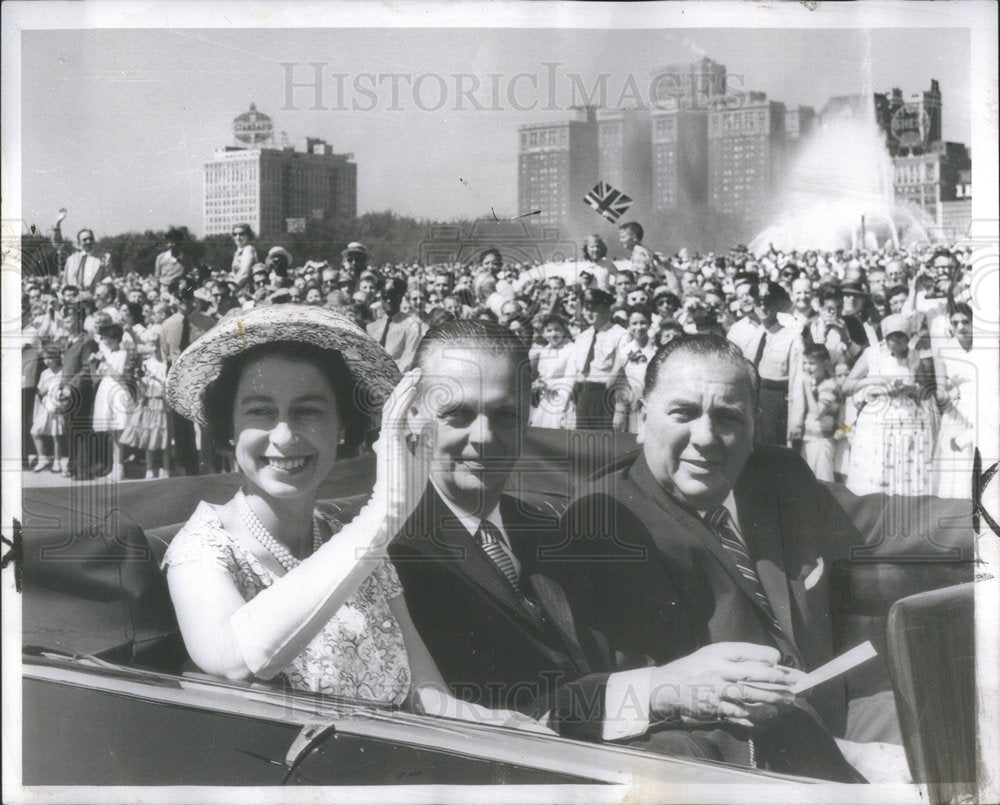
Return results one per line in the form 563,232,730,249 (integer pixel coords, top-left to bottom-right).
636,398,646,445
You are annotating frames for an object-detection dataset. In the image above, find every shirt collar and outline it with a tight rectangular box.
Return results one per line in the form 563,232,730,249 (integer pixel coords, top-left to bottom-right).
430,477,506,540
698,491,741,534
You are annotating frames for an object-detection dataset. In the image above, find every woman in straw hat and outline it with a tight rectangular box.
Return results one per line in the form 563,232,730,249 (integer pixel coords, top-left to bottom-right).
161,304,447,705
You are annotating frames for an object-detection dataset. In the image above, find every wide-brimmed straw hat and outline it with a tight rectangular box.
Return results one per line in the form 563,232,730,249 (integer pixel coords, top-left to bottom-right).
165,304,401,428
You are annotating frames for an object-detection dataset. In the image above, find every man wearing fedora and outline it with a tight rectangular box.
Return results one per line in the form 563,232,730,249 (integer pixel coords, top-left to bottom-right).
341,241,369,281
569,288,627,430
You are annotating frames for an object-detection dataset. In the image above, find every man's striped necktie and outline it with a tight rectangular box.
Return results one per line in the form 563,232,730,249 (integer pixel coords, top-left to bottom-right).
477,519,521,596
706,505,784,636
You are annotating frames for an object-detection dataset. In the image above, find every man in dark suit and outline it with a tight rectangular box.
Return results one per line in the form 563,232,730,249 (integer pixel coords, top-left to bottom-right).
57,304,99,479
551,333,904,782
389,321,800,762
160,278,216,476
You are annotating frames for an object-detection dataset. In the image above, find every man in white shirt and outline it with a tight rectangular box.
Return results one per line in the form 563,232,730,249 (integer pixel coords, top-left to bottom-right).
53,213,110,292
365,276,424,372
569,288,627,430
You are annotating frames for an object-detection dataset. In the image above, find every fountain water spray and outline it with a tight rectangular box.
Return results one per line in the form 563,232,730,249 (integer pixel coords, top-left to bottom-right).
750,35,931,255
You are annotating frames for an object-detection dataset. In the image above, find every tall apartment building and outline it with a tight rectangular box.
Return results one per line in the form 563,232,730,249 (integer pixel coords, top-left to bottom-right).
204,104,357,240
882,79,942,156
517,107,598,240
707,93,786,222
650,109,709,212
650,58,727,110
597,108,652,214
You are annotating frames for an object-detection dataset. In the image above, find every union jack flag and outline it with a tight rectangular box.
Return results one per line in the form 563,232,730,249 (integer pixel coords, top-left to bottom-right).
583,182,632,223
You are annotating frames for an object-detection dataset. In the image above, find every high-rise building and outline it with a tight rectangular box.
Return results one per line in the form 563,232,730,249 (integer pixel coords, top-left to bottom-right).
894,140,971,229
203,104,356,240
784,106,816,144
597,108,652,214
650,58,727,110
885,80,943,156
517,107,598,240
651,109,708,212
707,92,786,223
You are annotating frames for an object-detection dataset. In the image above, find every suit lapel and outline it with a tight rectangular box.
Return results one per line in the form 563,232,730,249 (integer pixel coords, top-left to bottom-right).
735,463,803,665
628,455,765,608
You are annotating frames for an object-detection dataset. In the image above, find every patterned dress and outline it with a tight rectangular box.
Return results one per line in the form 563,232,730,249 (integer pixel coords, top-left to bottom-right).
162,500,412,704
846,344,934,497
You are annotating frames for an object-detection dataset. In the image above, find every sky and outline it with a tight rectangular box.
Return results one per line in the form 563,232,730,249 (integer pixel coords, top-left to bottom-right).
17,23,974,237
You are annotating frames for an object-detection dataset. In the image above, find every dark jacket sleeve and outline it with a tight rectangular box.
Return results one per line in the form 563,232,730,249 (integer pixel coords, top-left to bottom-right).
63,340,97,393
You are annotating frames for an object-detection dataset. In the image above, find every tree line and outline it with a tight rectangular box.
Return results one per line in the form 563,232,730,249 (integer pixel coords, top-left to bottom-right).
18,211,479,279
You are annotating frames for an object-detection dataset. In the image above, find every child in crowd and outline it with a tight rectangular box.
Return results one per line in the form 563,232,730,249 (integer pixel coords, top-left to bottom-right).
832,361,854,483
30,348,66,473
91,322,133,481
789,344,842,482
529,315,576,429
138,339,170,479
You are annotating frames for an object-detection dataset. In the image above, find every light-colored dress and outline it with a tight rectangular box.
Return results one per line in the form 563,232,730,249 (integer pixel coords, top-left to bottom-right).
846,345,934,497
122,357,170,450
529,342,577,429
92,344,134,432
162,501,412,704
932,338,980,499
31,368,65,437
618,337,657,433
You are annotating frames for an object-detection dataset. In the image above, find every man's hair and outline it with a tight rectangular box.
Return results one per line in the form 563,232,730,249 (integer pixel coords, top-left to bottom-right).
760,281,790,306
931,247,956,265
644,333,759,403
619,221,643,241
97,322,124,342
77,228,95,243
817,285,843,305
803,343,832,363
231,223,255,239
885,284,908,300
413,319,530,386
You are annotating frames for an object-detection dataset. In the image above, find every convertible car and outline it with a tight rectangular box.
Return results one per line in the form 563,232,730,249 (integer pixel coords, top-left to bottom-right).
17,429,978,800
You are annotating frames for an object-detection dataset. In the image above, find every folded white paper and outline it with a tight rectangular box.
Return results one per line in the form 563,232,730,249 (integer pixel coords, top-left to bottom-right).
790,641,878,694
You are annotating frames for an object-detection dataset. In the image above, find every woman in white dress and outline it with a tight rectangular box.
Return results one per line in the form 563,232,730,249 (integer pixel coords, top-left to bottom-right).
91,322,135,481
843,314,935,497
162,305,535,726
529,315,576,429
932,303,979,499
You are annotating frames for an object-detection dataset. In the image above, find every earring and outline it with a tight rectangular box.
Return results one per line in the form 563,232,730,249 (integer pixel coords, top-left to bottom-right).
338,433,346,446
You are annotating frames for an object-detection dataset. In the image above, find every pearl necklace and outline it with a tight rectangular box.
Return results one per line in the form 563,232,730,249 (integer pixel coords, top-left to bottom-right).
237,490,322,572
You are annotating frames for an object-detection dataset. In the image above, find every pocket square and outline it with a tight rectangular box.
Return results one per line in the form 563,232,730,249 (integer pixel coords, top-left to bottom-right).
804,557,825,590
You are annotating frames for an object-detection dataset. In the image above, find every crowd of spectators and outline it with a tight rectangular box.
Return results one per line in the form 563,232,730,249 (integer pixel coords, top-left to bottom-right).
21,215,981,498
